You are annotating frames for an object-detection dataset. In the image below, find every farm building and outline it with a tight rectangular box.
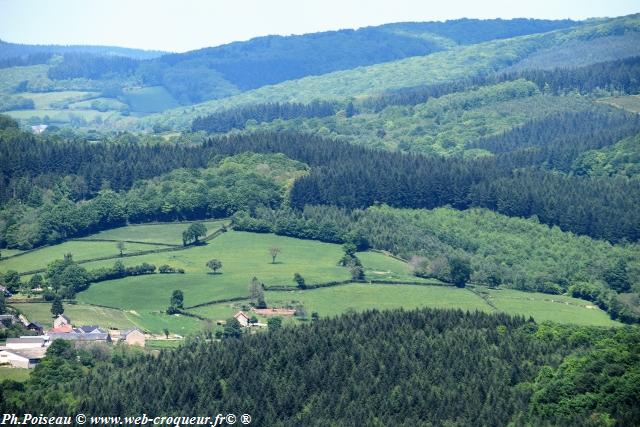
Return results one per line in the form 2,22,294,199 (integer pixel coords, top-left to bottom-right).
53,314,71,329
234,311,250,327
0,347,46,368
122,329,146,347
49,324,74,333
5,337,47,349
111,329,146,347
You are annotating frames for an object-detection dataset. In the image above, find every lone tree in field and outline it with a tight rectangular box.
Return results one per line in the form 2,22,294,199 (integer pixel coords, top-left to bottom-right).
269,247,281,264
167,290,184,314
449,256,472,288
163,328,169,339
206,259,222,274
182,222,208,246
51,297,64,317
294,273,306,289
116,241,125,256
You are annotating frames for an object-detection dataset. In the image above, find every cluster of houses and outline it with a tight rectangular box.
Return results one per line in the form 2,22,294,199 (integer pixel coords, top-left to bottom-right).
0,314,145,369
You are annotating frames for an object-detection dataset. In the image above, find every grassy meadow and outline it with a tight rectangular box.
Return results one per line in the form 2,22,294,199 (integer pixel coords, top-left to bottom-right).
4,226,622,335
479,288,619,326
79,220,228,245
79,231,351,283
0,240,168,273
0,367,31,382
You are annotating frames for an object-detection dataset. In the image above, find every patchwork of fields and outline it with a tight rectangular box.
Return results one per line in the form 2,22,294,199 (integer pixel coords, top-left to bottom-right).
3,221,620,335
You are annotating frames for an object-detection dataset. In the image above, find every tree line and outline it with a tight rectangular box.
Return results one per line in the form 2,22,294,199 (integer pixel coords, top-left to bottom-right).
2,121,639,244
2,308,637,426
191,100,338,133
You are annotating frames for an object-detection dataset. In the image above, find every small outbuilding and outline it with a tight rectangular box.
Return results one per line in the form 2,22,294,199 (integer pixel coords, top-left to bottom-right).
121,329,146,347
234,311,250,327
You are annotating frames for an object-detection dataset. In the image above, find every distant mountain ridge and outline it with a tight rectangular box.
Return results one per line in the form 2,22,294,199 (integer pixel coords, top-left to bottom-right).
0,40,167,60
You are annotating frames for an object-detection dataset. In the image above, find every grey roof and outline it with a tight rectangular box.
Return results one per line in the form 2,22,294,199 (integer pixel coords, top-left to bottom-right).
1,348,46,360
0,314,15,320
121,329,143,337
6,337,45,344
74,325,105,334
49,333,109,341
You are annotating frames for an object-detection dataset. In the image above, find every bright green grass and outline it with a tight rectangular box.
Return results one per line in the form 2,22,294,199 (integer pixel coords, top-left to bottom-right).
77,274,247,311
77,231,350,312
189,283,489,320
12,302,138,330
131,311,204,335
0,240,167,274
0,367,31,382
79,220,228,245
23,91,96,109
123,86,179,113
68,97,128,111
187,282,621,326
80,231,350,282
0,249,24,258
146,340,183,349
481,288,619,326
358,251,438,283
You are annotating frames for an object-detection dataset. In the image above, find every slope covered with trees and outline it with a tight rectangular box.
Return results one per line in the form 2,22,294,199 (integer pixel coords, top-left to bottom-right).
1,309,637,426
144,14,640,129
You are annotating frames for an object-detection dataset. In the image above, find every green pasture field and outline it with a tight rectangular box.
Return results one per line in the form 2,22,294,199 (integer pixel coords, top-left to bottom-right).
146,340,184,349
0,249,25,258
78,220,228,245
68,97,128,111
0,367,31,382
188,282,621,327
0,64,49,92
479,288,619,326
0,240,167,274
358,251,439,284
24,91,96,109
188,283,488,320
79,231,351,283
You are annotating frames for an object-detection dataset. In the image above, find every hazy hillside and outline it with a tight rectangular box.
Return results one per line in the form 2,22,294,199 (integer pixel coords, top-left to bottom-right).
144,14,640,130
0,18,587,127
0,40,166,62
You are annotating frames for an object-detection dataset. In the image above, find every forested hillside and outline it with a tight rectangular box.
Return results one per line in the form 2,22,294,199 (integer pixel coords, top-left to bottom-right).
146,14,640,129
1,309,637,426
